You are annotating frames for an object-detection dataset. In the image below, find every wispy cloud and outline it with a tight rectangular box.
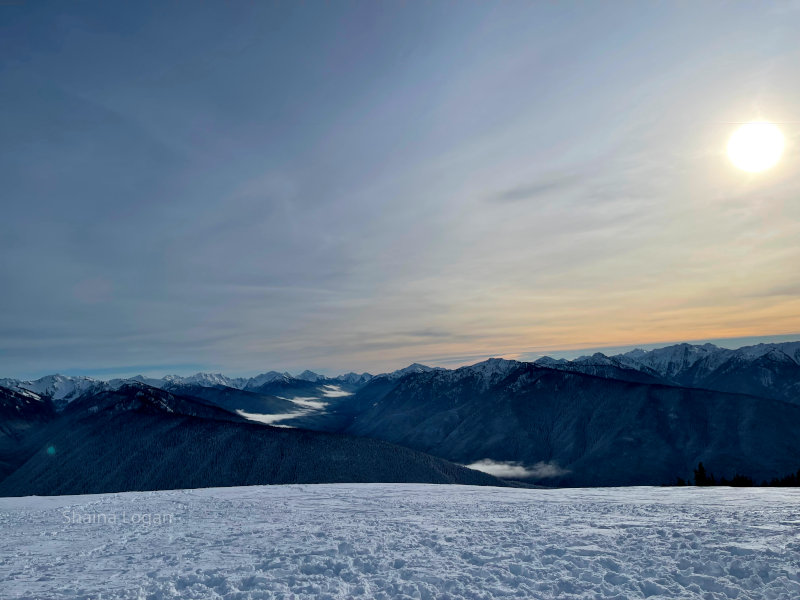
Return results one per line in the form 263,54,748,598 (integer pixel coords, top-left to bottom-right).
489,174,577,204
2,2,800,378
466,459,570,480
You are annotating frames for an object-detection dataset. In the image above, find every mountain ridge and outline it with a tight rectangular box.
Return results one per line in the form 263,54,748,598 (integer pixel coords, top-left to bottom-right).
0,382,504,496
3,339,800,489
5,340,800,413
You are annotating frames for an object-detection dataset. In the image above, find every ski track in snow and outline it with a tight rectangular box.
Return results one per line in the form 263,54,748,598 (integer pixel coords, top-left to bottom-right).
2,484,800,599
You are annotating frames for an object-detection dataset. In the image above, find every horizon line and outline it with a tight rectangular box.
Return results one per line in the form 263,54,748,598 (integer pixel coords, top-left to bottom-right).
5,332,799,383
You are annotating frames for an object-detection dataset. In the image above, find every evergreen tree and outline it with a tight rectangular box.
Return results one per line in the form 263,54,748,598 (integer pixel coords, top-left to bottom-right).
694,462,712,486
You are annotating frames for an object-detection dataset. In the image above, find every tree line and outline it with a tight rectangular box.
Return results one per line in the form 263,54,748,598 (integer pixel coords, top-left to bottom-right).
673,462,800,487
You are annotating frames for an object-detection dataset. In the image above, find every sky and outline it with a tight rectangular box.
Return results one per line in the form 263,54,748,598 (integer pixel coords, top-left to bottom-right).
2,1,800,379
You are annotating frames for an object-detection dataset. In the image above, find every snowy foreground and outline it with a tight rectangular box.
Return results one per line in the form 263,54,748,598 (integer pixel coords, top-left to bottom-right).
2,485,800,599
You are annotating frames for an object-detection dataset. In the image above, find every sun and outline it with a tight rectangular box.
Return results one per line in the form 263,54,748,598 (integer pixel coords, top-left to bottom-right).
727,122,785,173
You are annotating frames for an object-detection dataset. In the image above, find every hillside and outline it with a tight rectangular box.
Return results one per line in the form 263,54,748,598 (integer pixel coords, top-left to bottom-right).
0,384,501,496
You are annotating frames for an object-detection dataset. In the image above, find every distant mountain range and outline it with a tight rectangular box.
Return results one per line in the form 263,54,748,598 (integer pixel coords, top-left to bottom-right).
547,341,800,405
2,340,800,493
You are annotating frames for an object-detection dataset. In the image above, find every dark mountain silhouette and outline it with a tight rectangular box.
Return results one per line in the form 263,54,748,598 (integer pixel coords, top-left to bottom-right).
0,386,57,480
3,340,800,491
0,384,502,496
161,383,298,416
331,362,800,486
687,349,800,404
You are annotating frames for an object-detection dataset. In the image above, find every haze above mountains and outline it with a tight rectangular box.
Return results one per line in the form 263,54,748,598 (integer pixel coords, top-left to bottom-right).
2,340,800,494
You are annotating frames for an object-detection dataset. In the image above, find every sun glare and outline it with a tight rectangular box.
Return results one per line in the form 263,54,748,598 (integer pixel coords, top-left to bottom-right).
727,122,785,173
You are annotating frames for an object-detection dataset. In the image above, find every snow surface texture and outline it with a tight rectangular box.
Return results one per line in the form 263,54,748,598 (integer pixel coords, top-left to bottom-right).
2,485,800,599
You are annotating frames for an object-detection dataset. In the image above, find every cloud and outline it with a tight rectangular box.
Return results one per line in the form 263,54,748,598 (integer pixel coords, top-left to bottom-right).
747,284,800,298
488,175,576,204
527,461,571,479
4,2,800,380
465,459,570,479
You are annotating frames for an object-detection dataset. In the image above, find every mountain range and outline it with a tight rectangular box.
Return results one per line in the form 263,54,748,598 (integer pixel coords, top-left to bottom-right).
2,340,800,493
0,383,500,496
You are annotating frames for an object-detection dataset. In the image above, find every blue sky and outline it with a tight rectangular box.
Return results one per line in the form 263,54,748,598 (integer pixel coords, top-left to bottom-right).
2,2,800,379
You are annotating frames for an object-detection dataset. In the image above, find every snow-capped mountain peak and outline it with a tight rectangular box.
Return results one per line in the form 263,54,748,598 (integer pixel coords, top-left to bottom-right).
243,371,293,390
534,356,569,366
0,374,102,405
334,372,374,385
296,370,326,383
460,358,520,378
616,343,731,377
179,372,247,388
385,363,442,379
573,353,623,366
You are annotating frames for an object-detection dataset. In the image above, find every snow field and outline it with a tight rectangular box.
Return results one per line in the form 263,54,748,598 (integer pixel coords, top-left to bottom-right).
1,484,799,599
